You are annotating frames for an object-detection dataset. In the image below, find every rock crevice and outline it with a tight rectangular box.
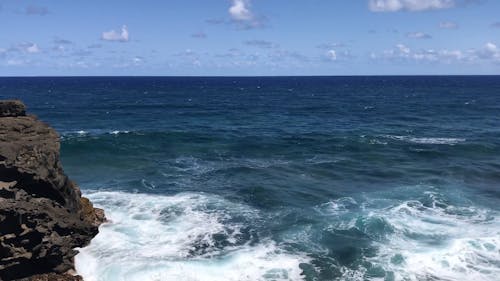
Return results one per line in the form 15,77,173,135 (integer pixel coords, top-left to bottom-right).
0,100,105,281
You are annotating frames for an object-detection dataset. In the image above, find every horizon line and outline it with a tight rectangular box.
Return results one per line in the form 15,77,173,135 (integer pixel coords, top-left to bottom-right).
1,74,500,78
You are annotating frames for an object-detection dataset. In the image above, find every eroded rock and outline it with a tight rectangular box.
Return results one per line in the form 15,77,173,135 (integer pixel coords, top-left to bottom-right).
0,100,105,280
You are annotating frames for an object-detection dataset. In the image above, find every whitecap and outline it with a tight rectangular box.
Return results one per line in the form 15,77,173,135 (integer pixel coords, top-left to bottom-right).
75,191,308,281
109,130,130,135
384,135,466,145
362,194,499,280
315,197,358,215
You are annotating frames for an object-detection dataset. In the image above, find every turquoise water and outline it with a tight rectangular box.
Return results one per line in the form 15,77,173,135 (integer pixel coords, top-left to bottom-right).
2,76,500,280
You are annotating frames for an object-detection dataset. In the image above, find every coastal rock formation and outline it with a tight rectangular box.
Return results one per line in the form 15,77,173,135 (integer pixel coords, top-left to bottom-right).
0,100,105,280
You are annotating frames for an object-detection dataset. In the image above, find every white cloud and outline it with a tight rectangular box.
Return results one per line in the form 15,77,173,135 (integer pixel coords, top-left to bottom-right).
326,50,337,61
101,25,129,42
229,0,253,21
439,21,458,29
476,42,500,61
132,56,145,66
396,44,410,54
227,0,267,29
26,43,40,53
369,0,455,12
372,42,500,64
321,49,354,62
10,42,41,54
406,32,432,39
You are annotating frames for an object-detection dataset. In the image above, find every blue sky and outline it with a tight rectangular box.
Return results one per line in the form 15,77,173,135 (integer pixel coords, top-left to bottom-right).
0,0,499,76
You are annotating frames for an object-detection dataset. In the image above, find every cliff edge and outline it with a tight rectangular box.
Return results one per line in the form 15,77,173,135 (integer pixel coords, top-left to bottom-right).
0,100,105,281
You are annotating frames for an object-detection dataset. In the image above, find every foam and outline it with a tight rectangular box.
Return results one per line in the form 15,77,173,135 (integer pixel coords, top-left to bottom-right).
75,191,307,281
384,135,466,145
358,191,499,280
109,130,130,135
61,129,133,139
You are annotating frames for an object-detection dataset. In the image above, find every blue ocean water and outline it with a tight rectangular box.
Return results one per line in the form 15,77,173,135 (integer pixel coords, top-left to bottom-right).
1,76,500,281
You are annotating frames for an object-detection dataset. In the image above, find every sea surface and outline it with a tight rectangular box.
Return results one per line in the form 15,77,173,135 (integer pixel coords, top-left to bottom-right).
1,76,500,281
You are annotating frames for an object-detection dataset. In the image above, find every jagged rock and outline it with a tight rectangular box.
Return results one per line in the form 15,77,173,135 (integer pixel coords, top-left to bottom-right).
0,101,26,118
14,273,83,281
0,100,105,280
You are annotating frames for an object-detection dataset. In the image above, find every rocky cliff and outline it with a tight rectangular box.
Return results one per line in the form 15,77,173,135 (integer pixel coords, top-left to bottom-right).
0,100,105,281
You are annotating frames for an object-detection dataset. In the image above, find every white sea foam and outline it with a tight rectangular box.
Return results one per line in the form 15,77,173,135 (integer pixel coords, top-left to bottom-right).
359,192,500,281
75,191,307,281
62,129,132,138
109,130,130,135
384,135,466,145
315,197,358,215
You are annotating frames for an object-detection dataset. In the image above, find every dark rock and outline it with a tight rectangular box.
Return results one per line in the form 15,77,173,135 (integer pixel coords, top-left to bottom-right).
14,273,83,281
0,100,105,280
0,100,26,117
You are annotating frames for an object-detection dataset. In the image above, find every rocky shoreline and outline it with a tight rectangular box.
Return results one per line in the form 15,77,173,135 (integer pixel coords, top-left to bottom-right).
0,100,105,281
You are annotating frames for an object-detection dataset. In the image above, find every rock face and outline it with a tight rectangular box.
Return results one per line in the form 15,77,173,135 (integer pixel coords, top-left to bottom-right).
0,100,105,280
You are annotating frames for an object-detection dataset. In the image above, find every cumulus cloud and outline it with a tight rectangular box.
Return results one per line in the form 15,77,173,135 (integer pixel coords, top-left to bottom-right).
369,0,455,12
406,32,432,39
228,0,266,29
101,25,129,42
326,50,337,61
475,42,500,61
321,49,353,62
26,43,40,53
372,42,500,64
439,21,458,29
229,0,253,21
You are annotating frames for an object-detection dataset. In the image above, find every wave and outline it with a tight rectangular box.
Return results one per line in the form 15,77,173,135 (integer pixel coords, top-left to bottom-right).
60,129,132,139
383,135,466,145
75,191,308,281
316,188,500,281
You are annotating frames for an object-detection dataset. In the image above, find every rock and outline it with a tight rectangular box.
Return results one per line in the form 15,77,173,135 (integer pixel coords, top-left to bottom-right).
14,273,83,281
0,100,26,117
0,100,105,280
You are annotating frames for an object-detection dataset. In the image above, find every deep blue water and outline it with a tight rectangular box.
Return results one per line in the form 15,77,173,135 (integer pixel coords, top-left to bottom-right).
1,76,500,281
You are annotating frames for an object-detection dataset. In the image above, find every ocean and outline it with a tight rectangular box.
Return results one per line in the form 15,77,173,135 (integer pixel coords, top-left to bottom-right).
1,76,499,281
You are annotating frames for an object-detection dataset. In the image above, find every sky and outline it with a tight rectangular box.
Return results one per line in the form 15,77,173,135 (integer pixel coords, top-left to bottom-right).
0,0,499,76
